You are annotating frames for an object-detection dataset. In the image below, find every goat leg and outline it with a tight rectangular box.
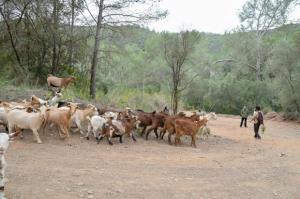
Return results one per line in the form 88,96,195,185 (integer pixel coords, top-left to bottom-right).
145,127,154,140
154,128,159,139
191,135,197,148
160,128,166,140
32,129,42,144
96,134,105,144
140,126,146,136
106,136,113,145
58,125,67,139
130,132,136,142
75,119,85,135
175,134,181,146
64,126,70,138
168,132,172,145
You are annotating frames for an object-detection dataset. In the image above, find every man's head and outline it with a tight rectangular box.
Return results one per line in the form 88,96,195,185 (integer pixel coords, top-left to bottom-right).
255,106,261,111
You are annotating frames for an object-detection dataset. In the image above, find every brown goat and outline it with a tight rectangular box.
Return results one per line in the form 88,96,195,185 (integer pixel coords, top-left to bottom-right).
98,117,138,145
160,113,200,143
43,103,77,138
145,111,169,140
174,118,208,148
47,74,75,91
135,110,154,136
136,107,169,138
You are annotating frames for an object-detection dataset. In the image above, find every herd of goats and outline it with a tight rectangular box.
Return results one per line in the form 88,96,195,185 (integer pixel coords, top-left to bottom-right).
0,74,217,198
0,74,217,148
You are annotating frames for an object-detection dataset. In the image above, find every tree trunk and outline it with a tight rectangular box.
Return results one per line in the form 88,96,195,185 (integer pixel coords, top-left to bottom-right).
0,8,24,74
172,89,179,115
255,34,262,104
171,71,179,114
90,0,104,99
68,0,75,66
255,35,262,81
51,0,58,74
25,14,31,69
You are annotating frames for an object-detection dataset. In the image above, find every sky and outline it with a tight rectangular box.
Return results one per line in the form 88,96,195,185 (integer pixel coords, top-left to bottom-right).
148,0,300,34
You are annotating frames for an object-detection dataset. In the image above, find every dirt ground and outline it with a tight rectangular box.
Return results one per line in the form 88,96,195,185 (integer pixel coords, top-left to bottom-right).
2,117,300,199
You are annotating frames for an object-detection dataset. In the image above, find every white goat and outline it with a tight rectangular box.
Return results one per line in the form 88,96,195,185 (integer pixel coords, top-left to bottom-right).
48,92,63,106
7,106,47,143
86,115,107,139
0,107,8,132
0,133,9,199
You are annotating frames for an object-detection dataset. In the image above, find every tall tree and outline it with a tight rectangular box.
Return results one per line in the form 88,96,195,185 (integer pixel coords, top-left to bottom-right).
90,0,104,99
267,33,300,113
162,31,200,114
239,0,297,81
86,0,167,99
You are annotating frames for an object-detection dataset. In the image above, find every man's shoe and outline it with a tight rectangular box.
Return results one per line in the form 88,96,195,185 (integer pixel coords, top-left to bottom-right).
257,135,261,139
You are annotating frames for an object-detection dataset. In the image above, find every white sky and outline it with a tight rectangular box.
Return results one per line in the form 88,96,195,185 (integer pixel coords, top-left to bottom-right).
148,0,300,34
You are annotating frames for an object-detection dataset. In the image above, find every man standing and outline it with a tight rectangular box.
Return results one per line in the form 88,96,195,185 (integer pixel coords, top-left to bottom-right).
240,106,249,127
251,106,264,139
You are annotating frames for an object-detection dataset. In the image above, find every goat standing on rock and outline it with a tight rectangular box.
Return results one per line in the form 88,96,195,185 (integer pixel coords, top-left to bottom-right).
47,74,75,92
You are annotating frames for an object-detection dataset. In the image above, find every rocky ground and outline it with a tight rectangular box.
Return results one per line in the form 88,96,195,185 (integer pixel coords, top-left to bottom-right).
2,116,300,199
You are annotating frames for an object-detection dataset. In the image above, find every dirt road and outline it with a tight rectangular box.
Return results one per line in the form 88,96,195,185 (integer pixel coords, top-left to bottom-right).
3,117,300,199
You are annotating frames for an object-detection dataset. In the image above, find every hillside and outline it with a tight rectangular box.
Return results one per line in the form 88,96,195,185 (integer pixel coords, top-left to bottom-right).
1,21,300,115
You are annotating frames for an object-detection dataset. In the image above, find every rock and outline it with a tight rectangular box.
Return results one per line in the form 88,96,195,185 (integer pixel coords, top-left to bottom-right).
88,195,94,199
116,189,124,193
265,111,278,119
66,188,71,192
273,191,279,196
87,190,93,194
78,182,84,186
280,153,286,157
